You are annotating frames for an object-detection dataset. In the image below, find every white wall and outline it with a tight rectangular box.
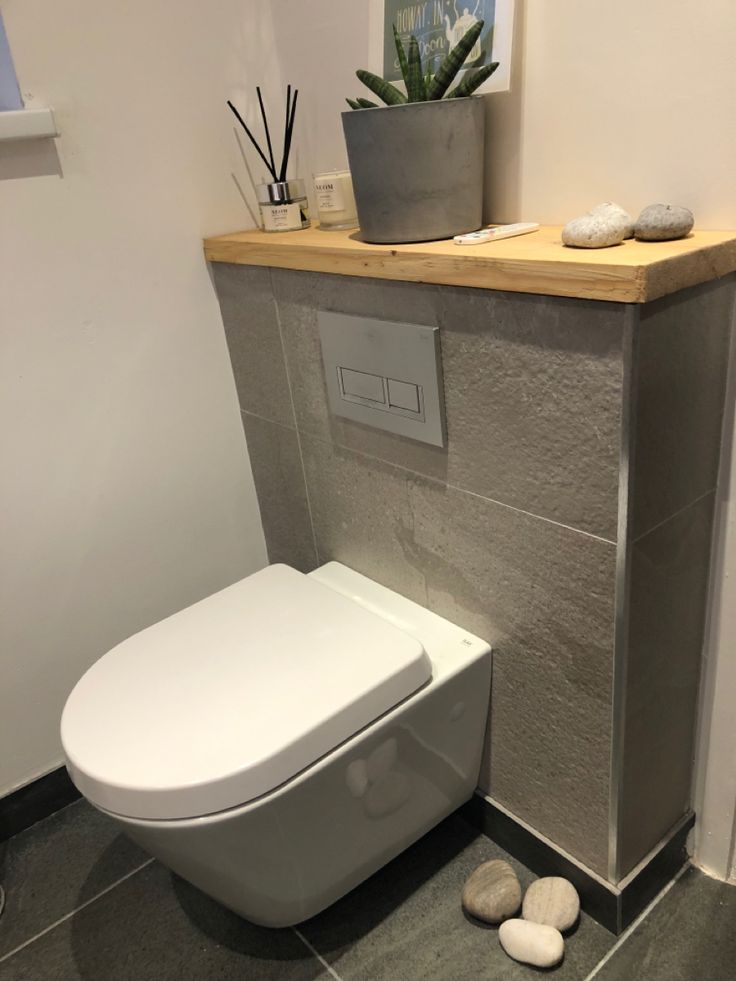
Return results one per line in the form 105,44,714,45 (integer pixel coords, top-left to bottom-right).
694,322,736,881
509,0,736,227
266,0,736,228
0,0,273,796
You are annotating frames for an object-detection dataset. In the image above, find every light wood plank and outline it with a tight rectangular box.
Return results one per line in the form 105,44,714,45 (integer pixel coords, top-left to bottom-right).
203,225,736,303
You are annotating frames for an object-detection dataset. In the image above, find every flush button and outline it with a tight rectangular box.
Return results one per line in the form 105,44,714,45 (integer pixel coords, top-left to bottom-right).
340,368,386,404
387,379,420,413
318,311,446,447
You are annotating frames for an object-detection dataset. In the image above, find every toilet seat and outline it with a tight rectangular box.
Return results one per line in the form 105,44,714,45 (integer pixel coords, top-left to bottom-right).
61,564,432,821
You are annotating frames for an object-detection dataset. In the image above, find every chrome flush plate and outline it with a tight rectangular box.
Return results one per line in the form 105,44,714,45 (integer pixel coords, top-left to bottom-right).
318,311,446,447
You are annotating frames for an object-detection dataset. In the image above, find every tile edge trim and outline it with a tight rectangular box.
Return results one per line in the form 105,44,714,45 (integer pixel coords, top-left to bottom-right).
461,792,693,935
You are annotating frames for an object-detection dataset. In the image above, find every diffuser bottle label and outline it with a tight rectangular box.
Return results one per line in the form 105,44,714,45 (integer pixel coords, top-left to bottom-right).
315,180,346,213
261,203,303,232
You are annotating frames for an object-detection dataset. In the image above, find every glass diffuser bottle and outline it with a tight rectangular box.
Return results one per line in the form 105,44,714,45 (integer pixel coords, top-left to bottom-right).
227,83,308,234
257,179,310,232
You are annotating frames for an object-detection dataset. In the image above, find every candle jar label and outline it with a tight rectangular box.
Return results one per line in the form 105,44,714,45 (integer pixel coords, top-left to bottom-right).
262,202,303,232
315,180,346,213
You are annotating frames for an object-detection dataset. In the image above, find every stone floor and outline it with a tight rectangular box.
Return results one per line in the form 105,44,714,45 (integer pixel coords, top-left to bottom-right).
0,801,734,980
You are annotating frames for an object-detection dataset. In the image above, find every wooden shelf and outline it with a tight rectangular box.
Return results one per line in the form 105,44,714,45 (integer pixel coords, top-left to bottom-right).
203,225,736,304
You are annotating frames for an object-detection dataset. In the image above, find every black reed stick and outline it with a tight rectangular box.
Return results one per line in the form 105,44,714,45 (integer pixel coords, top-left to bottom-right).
280,88,298,182
226,99,276,181
256,86,277,181
279,84,292,182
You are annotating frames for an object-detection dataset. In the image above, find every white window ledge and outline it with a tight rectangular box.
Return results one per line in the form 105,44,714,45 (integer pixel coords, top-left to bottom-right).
0,107,58,141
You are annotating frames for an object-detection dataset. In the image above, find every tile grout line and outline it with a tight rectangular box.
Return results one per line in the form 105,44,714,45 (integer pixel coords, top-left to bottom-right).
300,427,617,546
0,858,155,966
291,927,345,981
269,269,321,565
582,863,689,981
241,407,298,434
631,487,716,544
445,480,617,546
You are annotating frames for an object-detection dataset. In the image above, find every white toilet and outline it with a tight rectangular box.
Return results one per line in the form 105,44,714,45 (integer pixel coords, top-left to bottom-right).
61,561,491,926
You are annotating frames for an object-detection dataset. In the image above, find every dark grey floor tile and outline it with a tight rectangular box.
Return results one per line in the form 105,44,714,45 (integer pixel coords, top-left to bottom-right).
0,799,149,958
0,862,330,981
300,815,615,980
595,867,736,981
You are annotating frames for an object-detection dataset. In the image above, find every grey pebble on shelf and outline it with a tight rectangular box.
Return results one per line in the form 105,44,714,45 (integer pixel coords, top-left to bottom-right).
590,202,634,238
561,210,628,248
634,203,694,241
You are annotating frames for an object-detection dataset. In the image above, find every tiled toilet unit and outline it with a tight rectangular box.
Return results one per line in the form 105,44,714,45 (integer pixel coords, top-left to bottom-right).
204,225,736,927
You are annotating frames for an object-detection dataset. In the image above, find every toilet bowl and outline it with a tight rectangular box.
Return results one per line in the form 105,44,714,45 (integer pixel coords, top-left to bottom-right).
61,561,491,927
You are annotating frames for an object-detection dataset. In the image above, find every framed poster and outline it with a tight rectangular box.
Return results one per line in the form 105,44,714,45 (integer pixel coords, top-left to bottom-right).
368,0,515,94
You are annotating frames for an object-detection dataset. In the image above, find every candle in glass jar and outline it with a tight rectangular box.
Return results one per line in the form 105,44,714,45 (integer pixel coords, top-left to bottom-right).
313,170,358,230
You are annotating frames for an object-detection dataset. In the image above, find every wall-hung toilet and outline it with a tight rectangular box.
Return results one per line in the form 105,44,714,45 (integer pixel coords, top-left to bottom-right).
61,562,491,927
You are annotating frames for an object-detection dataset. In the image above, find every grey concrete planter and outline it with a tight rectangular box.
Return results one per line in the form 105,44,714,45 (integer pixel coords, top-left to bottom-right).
341,96,485,244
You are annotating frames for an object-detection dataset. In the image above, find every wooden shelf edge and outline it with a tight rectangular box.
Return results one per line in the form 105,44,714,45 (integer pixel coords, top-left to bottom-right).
203,227,736,304
642,239,736,303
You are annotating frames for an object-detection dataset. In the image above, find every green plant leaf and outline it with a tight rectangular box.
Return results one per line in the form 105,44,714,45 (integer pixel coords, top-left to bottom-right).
393,24,410,87
406,36,427,102
357,97,379,108
424,58,434,92
446,62,499,98
346,98,361,110
356,69,407,105
427,18,484,100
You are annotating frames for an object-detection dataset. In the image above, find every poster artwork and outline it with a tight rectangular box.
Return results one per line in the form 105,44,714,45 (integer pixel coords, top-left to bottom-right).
383,0,496,82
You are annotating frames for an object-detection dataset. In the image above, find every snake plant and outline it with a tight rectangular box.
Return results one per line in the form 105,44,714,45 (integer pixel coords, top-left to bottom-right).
346,19,499,109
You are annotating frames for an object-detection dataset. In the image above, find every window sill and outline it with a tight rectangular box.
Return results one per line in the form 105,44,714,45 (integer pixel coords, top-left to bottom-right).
0,107,58,141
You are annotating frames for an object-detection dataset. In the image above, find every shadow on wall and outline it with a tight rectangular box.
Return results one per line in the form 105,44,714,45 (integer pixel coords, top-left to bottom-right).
483,0,525,223
0,136,62,181
228,0,374,221
227,3,284,228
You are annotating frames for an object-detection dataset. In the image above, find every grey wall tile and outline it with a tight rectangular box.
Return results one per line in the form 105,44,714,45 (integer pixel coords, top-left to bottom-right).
331,416,450,483
299,433,429,606
241,413,317,572
271,269,442,453
632,275,735,538
211,263,294,428
300,434,616,875
618,493,715,877
273,269,625,540
437,287,626,541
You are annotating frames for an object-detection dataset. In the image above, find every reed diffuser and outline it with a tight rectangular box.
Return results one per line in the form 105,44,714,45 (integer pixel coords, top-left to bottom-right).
227,85,309,232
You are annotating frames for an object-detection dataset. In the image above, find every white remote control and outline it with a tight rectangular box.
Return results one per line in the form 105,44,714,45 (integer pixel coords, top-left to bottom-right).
454,222,540,245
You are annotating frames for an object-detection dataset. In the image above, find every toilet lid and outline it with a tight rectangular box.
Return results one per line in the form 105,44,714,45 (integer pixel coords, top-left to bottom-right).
61,564,431,820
